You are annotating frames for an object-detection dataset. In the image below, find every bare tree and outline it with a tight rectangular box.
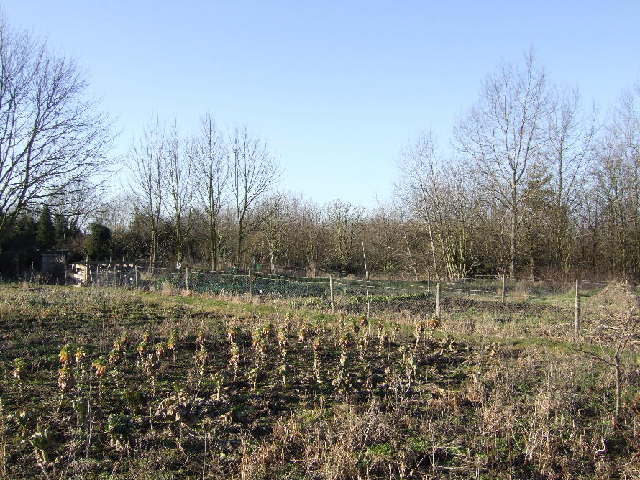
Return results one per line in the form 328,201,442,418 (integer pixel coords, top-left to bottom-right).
362,203,413,277
128,118,166,272
455,51,551,279
278,196,323,276
51,177,112,233
397,132,439,275
257,194,287,274
324,200,363,274
229,126,280,268
165,120,194,267
0,15,112,244
544,88,597,272
397,132,475,279
592,85,640,278
191,113,228,271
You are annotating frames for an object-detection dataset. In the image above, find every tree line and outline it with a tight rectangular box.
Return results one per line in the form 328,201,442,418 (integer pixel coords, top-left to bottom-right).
0,10,639,282
397,52,640,281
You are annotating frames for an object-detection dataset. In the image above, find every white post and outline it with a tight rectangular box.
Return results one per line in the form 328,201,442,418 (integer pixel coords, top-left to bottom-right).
329,275,335,313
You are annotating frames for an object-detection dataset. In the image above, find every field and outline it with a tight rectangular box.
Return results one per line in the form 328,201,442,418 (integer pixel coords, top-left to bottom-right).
0,281,639,479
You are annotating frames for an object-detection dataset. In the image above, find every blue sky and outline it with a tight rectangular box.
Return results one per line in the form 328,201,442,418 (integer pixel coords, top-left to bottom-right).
3,1,640,207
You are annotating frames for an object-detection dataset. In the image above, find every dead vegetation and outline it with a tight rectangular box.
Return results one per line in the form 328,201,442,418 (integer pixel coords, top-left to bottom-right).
0,282,638,479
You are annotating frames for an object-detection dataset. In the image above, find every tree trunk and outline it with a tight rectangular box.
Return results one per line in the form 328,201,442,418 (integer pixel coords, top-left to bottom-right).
175,213,183,266
150,224,158,274
510,176,518,280
209,209,218,271
237,218,245,269
269,248,275,274
426,221,438,278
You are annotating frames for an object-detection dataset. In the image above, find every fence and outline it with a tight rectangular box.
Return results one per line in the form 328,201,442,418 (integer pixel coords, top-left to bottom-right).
62,267,622,340
71,265,610,301
151,271,433,298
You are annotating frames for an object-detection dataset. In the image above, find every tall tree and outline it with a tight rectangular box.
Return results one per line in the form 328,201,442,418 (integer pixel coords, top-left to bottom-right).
543,88,597,272
229,126,280,268
192,113,228,271
165,120,194,267
256,194,287,274
0,15,112,245
455,51,551,279
397,132,475,279
128,118,166,272
593,85,640,278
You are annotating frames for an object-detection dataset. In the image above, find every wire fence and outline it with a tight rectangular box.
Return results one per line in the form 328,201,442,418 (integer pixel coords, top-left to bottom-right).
59,266,620,339
76,265,610,300
152,271,433,298
71,265,612,326
147,270,609,301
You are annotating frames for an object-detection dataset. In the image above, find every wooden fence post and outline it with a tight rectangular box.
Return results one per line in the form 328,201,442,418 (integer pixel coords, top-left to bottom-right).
435,283,441,319
185,267,190,293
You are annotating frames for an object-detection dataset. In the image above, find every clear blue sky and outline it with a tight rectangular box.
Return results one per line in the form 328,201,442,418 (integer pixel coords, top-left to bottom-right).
3,1,640,207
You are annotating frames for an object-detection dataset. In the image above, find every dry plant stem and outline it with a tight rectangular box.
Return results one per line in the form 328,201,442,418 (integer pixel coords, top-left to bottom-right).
229,341,240,381
312,338,322,385
212,371,223,400
194,345,208,392
277,328,289,386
